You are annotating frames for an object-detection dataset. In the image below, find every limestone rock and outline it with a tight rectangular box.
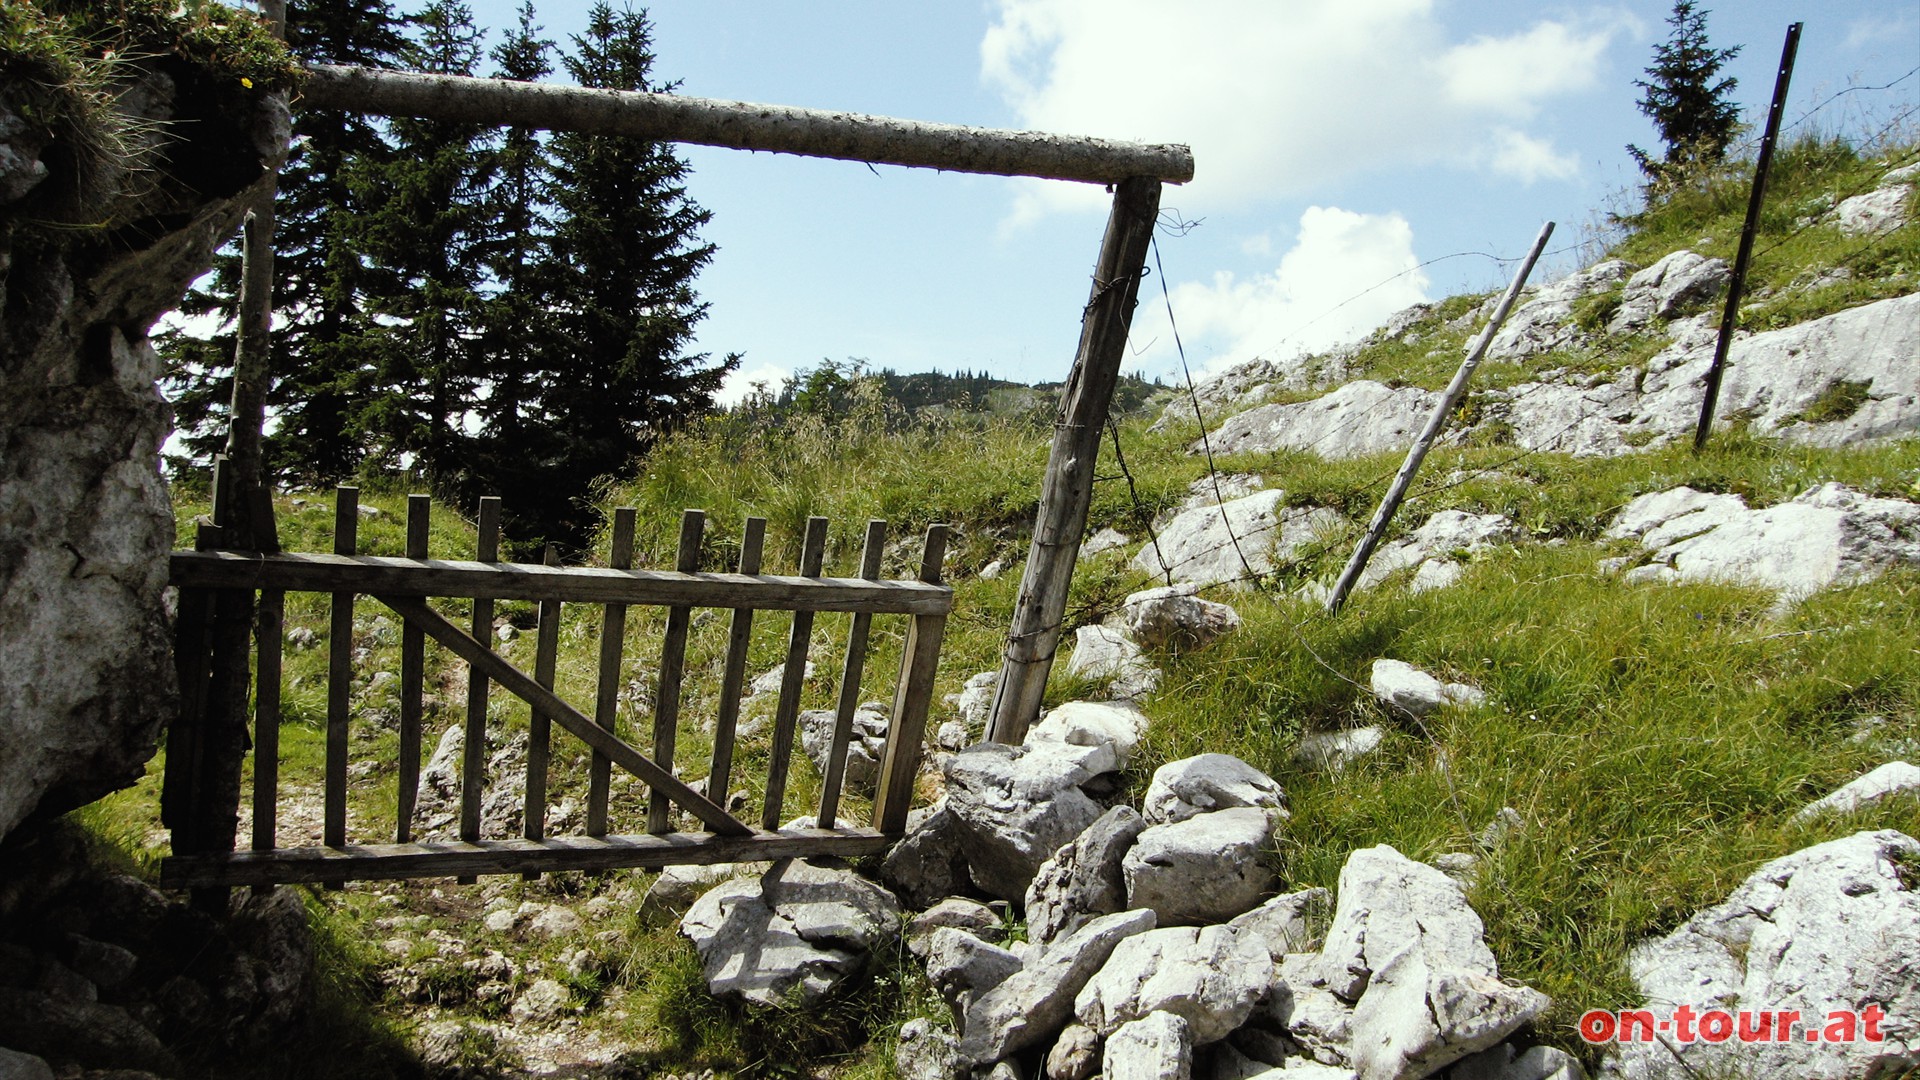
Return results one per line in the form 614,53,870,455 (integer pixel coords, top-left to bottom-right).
1228,887,1334,959
1084,527,1133,557
943,743,1106,902
1292,728,1386,774
1606,250,1729,334
1356,512,1521,593
1046,1021,1102,1080
1369,660,1485,719
1607,829,1920,1080
1836,178,1909,237
907,897,1003,957
1026,805,1148,947
1103,1011,1193,1080
647,861,772,912
1026,700,1151,779
1202,381,1440,460
896,1017,966,1080
1444,1043,1587,1079
1792,760,1920,821
799,702,890,791
1317,845,1500,1001
1145,754,1287,825
1605,483,1920,602
1076,924,1272,1043
678,859,902,1007
1136,489,1345,590
1124,807,1278,925
1123,584,1243,650
924,928,1023,1019
881,803,975,909
1484,260,1634,360
958,908,1157,1066
1065,625,1161,699
0,1049,54,1080
1349,946,1549,1080
508,977,571,1023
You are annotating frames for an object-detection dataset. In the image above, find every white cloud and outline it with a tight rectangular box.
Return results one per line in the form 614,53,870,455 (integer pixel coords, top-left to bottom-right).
1486,128,1579,184
981,0,1629,222
1845,13,1920,52
1131,205,1429,376
714,361,792,407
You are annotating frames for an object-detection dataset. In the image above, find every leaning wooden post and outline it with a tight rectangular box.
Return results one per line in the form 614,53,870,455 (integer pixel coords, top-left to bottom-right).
987,176,1162,745
874,525,950,834
1325,221,1554,617
1694,22,1802,451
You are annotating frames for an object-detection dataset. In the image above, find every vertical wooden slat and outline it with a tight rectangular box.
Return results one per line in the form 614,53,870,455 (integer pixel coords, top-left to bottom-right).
648,511,706,834
706,517,765,804
874,524,950,834
395,495,430,843
160,519,221,858
462,497,501,857
588,508,637,836
817,520,887,828
325,487,358,879
524,543,561,875
251,587,283,859
762,516,830,831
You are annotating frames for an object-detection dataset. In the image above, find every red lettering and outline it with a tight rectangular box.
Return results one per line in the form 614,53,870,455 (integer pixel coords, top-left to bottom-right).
1579,1010,1617,1043
1620,1010,1658,1043
1738,1010,1773,1043
1674,1004,1698,1042
1775,1010,1801,1042
1824,1011,1858,1043
1863,1003,1887,1042
1699,1010,1734,1043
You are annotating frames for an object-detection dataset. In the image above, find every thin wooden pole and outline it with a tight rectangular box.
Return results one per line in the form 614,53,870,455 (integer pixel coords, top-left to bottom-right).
396,495,430,842
460,497,501,881
588,509,637,836
524,544,561,879
818,520,886,828
250,587,283,859
1326,221,1555,617
762,516,829,830
874,525,950,834
324,487,358,891
988,176,1162,744
648,511,705,834
301,65,1194,186
706,518,765,804
1695,23,1803,451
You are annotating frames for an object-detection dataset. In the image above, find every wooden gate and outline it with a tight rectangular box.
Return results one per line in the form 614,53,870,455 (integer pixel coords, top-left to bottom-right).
160,483,949,890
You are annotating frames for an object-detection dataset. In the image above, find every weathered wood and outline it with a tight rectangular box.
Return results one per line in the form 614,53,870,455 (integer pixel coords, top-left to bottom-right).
301,64,1194,186
169,550,953,613
160,520,220,852
376,594,750,837
589,509,636,837
649,511,705,834
762,517,830,830
818,520,886,827
324,488,358,860
706,517,765,804
251,588,283,857
160,827,891,888
1696,23,1802,451
1326,220,1554,616
396,495,430,843
525,544,561,865
462,497,501,865
989,176,1163,744
874,526,950,834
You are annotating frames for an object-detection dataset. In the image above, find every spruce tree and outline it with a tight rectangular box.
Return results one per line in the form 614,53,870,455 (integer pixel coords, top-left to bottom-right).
1628,1,1743,191
521,2,735,544
161,0,409,479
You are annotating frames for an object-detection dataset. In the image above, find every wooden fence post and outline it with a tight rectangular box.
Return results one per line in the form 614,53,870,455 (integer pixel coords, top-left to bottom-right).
874,524,949,834
988,176,1162,745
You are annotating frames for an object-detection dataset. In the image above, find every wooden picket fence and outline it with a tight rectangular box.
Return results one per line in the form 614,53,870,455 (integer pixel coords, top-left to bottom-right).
159,485,949,890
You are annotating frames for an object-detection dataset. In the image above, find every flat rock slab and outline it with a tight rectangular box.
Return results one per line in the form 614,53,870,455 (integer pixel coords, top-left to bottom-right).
1125,806,1278,926
943,742,1107,903
1065,625,1161,700
958,908,1157,1066
1135,489,1345,589
1201,381,1440,460
1026,804,1148,948
1793,760,1920,821
1103,1011,1193,1080
1026,700,1151,777
678,859,901,1008
1606,483,1920,602
1317,844,1500,1000
1075,924,1273,1044
1144,753,1288,825
1608,829,1920,1080
1370,660,1485,720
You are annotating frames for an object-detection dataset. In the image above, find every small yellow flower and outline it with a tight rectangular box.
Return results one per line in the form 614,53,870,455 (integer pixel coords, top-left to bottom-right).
241,76,254,89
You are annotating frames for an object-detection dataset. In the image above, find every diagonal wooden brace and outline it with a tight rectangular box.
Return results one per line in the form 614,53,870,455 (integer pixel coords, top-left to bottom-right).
377,594,751,837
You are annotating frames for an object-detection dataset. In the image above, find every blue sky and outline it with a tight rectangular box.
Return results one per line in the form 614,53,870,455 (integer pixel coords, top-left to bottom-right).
463,2,1918,400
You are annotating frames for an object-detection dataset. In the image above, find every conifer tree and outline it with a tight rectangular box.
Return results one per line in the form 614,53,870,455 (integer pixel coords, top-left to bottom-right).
1628,1,1743,191
518,2,735,543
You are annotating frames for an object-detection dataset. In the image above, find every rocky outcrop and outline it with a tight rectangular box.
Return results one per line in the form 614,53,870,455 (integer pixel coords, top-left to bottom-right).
678,859,902,1007
1605,830,1920,1080
1136,489,1344,590
1792,760,1920,822
942,742,1107,902
1122,584,1242,650
1835,161,1915,237
1202,381,1441,460
1485,260,1634,360
0,35,289,840
1604,483,1920,602
1355,511,1521,594
1604,250,1728,334
1065,625,1161,700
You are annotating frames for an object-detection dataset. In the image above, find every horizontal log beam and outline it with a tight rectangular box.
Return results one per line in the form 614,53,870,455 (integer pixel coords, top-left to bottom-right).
169,550,952,615
300,64,1194,186
158,827,894,887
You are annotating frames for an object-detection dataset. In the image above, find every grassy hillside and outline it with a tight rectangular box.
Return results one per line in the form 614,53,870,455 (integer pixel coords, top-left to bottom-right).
94,133,1920,1077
